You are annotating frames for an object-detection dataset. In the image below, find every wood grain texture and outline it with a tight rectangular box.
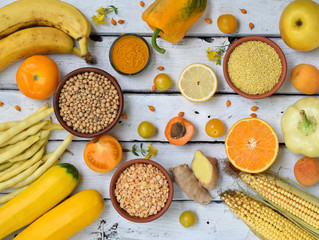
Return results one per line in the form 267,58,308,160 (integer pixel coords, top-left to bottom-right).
0,91,308,143
0,36,319,93
0,0,291,37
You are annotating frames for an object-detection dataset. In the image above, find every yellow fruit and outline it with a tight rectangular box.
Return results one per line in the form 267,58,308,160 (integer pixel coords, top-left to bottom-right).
178,63,218,102
291,64,319,94
217,14,237,34
279,0,319,51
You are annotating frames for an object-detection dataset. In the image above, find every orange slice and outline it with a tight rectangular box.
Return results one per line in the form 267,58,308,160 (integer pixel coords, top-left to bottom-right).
225,118,279,173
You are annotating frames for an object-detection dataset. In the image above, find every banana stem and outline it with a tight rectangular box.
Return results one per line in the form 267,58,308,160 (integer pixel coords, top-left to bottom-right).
152,28,165,54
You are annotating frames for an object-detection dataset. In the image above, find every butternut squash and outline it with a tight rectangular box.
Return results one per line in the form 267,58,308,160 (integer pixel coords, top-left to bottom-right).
0,163,79,239
15,189,105,240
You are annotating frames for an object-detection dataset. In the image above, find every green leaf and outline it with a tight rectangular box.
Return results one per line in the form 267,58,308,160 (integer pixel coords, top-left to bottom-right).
123,149,131,152
109,5,118,14
132,151,139,156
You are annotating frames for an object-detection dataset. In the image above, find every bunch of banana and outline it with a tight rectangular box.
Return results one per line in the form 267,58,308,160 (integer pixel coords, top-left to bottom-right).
0,0,93,71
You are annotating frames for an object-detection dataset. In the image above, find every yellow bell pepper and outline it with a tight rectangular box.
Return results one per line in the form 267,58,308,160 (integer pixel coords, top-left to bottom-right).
142,0,207,54
281,97,319,157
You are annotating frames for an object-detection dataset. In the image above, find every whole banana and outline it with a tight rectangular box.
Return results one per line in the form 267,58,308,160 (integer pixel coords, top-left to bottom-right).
0,0,93,63
0,27,81,71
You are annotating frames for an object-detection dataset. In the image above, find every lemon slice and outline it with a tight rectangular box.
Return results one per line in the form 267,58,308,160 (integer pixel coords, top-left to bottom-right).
178,63,218,102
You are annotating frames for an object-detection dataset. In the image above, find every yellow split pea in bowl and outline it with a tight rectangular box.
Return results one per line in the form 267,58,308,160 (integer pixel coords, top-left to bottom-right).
223,36,287,99
109,34,151,75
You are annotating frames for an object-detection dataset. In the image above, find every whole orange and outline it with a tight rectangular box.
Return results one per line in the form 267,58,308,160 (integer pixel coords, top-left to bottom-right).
217,14,237,34
16,55,59,100
291,64,319,94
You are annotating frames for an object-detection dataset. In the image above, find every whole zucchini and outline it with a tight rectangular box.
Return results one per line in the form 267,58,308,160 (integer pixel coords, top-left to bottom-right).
15,189,104,240
0,163,79,239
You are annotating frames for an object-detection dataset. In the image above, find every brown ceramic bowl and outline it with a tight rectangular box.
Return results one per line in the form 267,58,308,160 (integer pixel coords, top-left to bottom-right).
110,159,174,223
223,36,287,99
53,67,124,138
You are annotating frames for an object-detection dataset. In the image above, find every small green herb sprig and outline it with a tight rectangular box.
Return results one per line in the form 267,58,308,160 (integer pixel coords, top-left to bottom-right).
91,5,118,26
206,41,228,65
123,143,157,159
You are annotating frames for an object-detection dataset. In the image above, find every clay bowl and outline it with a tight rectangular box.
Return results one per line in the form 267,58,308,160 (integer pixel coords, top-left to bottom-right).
109,33,151,76
110,159,174,223
223,36,287,99
53,67,124,138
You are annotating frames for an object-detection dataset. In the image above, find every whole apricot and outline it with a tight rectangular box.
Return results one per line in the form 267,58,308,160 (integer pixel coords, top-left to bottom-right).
217,14,237,34
294,157,319,187
291,64,319,94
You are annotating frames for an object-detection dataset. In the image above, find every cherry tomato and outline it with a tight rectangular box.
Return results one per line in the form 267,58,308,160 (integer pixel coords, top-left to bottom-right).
217,14,237,33
179,211,196,228
138,121,155,138
83,135,122,173
154,73,172,91
205,119,225,137
16,55,59,100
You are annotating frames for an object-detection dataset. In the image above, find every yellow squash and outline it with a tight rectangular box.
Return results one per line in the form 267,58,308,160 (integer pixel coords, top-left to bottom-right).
0,163,79,239
15,189,104,240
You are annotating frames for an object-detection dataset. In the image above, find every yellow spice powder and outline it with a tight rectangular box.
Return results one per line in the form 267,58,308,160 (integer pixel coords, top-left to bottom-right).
227,41,282,95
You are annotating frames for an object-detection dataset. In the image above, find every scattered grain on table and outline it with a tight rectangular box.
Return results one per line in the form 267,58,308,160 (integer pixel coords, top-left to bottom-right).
111,19,116,25
122,113,127,119
178,112,184,117
0,102,3,107
240,9,247,14
157,66,164,71
249,23,254,30
152,85,156,91
15,106,21,111
227,41,282,95
118,20,124,24
140,1,145,7
148,106,155,112
226,100,231,107
250,113,257,118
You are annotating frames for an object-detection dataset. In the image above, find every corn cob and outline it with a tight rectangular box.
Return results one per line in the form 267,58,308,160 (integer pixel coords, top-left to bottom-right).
221,190,316,240
240,172,319,236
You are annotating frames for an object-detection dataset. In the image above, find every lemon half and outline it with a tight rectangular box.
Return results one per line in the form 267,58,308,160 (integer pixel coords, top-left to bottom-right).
178,63,218,102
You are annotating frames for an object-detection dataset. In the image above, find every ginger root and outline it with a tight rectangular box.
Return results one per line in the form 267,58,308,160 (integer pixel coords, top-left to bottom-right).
169,164,212,205
191,150,219,190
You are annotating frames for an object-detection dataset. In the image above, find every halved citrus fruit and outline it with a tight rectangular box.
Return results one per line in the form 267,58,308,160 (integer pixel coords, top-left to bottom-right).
225,118,279,173
178,63,218,102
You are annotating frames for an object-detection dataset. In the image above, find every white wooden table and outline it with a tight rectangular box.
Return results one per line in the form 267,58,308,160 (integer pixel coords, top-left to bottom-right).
1,0,319,239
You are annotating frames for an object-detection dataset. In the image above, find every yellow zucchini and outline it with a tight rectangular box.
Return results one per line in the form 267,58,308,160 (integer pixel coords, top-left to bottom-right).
15,189,104,240
0,163,79,239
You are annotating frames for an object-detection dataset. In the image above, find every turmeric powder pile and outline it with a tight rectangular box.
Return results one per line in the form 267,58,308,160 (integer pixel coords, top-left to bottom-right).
111,35,149,74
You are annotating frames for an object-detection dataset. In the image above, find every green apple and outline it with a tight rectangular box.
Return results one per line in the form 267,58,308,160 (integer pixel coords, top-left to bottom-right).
279,0,319,51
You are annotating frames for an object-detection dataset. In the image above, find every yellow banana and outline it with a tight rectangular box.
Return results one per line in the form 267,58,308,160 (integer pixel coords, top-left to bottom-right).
0,27,81,71
0,0,92,63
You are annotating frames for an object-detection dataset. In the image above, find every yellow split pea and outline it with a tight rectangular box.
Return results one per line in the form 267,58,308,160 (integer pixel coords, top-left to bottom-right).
227,41,282,95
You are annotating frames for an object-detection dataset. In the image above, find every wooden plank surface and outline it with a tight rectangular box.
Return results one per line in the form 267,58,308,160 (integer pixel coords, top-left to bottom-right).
0,37,319,94
0,0,318,239
0,0,291,37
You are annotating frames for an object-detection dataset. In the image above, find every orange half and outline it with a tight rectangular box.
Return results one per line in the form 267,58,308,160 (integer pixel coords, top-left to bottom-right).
225,118,279,173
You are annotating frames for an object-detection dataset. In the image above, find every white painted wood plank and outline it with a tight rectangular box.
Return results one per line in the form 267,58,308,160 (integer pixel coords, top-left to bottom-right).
2,142,317,199
0,0,291,37
0,91,310,143
3,200,259,240
0,36,318,94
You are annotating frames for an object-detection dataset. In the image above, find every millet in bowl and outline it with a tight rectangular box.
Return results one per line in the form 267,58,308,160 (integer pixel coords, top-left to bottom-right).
227,40,282,95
